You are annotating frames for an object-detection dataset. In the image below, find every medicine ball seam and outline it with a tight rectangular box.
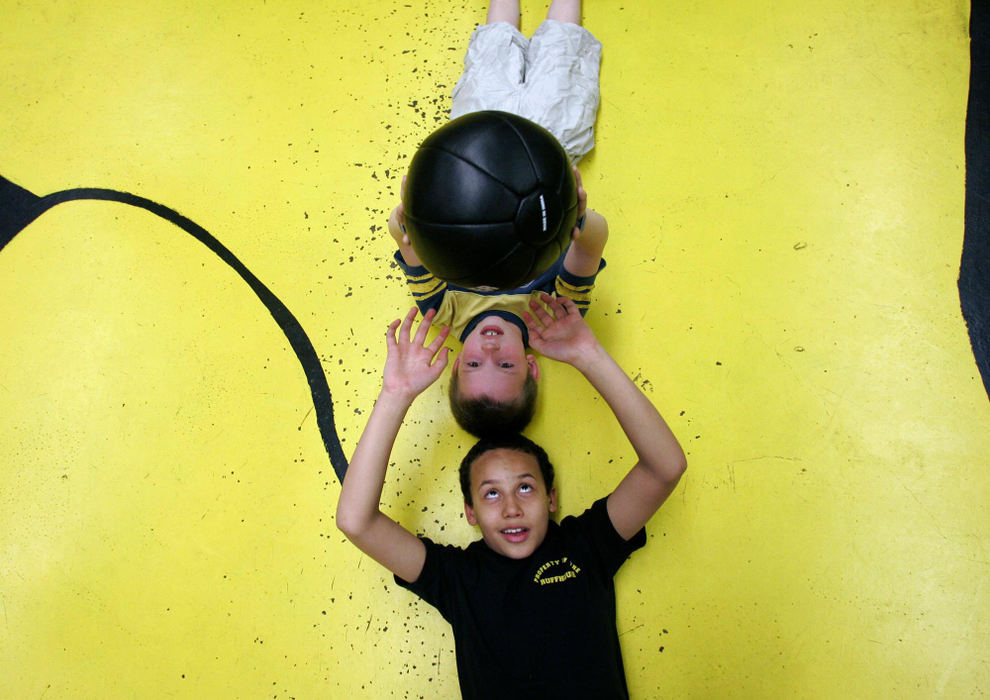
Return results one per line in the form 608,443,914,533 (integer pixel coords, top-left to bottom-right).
491,111,544,186
417,143,530,198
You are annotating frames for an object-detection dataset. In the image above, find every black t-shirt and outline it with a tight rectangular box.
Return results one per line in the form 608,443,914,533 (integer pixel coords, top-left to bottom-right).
395,497,647,699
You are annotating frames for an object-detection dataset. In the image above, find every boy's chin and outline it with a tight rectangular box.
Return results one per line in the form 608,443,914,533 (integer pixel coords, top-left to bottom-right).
487,543,536,560
482,532,544,560
467,315,525,341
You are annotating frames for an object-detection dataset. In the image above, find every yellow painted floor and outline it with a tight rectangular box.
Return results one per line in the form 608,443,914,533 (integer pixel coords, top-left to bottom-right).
1,1,987,697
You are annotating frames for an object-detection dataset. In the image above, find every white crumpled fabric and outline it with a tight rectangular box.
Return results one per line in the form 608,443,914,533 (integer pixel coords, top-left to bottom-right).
449,20,603,164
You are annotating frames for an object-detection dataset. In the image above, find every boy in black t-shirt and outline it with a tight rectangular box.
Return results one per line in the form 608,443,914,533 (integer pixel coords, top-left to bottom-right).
336,294,686,698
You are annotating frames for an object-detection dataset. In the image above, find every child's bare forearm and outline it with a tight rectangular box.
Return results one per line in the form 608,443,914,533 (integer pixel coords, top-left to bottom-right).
562,208,608,278
575,341,686,540
338,309,448,536
523,295,685,538
335,310,445,581
335,387,427,582
573,344,686,485
575,209,608,255
336,389,408,535
525,291,684,481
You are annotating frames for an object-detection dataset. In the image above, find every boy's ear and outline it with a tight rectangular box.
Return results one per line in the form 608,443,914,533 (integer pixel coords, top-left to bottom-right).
548,487,558,513
452,355,460,374
464,502,477,525
526,354,539,382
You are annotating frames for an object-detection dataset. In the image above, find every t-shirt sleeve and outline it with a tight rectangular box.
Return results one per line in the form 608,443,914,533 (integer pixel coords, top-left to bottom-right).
554,257,606,316
393,250,446,315
393,536,458,620
574,496,646,576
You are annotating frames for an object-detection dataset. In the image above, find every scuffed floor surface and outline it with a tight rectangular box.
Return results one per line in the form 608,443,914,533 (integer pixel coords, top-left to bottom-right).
1,1,987,697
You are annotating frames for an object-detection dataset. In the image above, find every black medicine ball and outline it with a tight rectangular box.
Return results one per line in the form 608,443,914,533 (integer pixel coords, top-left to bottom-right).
402,110,578,290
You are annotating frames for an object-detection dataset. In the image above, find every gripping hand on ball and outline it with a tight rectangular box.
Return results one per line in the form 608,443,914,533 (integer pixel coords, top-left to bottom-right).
388,176,424,267
571,165,589,241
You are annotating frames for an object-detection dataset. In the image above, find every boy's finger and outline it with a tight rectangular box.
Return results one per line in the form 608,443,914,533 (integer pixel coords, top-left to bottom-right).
427,324,451,352
558,297,578,314
386,317,402,344
413,313,432,345
522,312,549,338
521,313,546,343
413,307,440,346
399,307,418,340
538,292,563,313
432,346,451,370
527,299,553,324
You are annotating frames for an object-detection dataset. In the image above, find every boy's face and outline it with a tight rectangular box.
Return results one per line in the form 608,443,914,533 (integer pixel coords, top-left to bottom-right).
453,316,538,402
463,448,557,560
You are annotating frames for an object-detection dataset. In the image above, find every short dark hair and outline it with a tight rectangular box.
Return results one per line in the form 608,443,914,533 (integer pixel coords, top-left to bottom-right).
448,370,538,438
459,434,555,506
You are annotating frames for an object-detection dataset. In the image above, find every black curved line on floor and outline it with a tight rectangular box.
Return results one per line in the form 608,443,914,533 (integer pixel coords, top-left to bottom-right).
0,174,349,481
962,1,990,401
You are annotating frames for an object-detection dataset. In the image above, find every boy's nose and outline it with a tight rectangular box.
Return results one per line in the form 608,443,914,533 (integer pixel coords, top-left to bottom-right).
502,496,522,517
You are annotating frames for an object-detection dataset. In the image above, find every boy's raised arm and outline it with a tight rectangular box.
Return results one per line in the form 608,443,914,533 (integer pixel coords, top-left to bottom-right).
562,166,610,278
523,295,687,541
336,308,450,583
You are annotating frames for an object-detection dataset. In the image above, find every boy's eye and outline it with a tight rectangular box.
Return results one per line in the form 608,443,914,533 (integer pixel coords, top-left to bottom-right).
519,483,533,494
499,362,514,369
484,488,499,499
466,360,481,368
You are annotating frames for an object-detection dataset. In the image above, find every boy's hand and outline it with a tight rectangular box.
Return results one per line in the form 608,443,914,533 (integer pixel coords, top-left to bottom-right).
382,307,450,403
393,175,410,245
390,204,410,246
571,165,588,241
389,175,426,267
522,293,602,368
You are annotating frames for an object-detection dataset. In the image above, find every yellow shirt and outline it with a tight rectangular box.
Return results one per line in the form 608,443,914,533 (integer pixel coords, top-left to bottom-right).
395,251,601,343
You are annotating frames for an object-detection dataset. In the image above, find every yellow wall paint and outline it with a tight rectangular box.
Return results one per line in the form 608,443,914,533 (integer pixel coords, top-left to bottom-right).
1,1,986,697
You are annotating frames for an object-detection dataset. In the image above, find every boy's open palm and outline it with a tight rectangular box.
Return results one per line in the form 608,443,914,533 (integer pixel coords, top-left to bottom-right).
383,307,450,400
523,294,599,366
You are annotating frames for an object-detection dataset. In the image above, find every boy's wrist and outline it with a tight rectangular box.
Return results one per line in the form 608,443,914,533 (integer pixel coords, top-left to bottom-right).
378,384,418,410
569,340,609,374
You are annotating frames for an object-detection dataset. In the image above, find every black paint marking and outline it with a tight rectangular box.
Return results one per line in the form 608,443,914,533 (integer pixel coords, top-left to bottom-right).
962,2,990,400
0,174,348,481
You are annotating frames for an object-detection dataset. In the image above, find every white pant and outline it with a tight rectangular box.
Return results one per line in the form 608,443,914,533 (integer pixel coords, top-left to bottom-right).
450,20,603,164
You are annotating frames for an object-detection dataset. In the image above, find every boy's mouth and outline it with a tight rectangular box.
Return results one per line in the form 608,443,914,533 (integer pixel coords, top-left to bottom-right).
480,325,504,337
500,527,530,543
